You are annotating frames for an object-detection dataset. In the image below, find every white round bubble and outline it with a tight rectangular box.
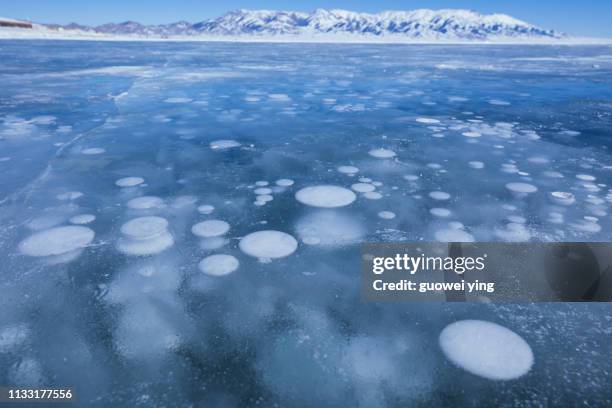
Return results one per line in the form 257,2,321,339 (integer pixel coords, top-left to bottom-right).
69,214,96,225
505,183,538,194
192,220,230,238
197,204,215,214
429,191,451,201
117,232,174,256
468,161,484,169
19,226,95,257
368,148,396,159
430,208,451,217
210,139,241,150
337,166,359,175
121,216,169,240
363,191,383,200
439,320,533,380
295,185,356,208
276,179,294,187
351,183,376,193
127,196,165,210
81,147,105,155
199,254,239,276
254,187,273,195
56,191,83,201
416,117,440,124
378,211,396,220
239,230,298,259
549,191,575,206
116,177,145,187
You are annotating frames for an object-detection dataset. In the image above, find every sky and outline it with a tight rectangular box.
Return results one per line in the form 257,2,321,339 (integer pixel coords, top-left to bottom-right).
2,0,612,38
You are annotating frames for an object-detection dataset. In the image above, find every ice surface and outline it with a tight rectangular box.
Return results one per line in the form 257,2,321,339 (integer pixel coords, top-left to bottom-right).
1,42,611,406
439,320,534,380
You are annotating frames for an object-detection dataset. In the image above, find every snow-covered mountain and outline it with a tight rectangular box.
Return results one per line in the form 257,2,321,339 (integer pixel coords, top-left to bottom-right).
190,9,561,40
1,9,565,42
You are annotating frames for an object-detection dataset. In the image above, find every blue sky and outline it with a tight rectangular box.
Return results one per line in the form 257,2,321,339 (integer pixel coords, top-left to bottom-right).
3,0,612,37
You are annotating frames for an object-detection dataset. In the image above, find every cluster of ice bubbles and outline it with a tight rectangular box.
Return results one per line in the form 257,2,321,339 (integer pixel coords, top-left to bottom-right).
251,179,295,207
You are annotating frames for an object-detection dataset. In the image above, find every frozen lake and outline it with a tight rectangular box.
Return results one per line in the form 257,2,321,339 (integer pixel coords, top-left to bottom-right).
0,41,611,406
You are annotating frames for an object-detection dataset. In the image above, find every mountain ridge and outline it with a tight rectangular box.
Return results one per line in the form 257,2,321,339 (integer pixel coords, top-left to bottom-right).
1,9,565,41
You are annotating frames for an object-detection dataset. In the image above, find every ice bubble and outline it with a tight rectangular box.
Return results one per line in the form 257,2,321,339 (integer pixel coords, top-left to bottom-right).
69,214,96,225
116,177,144,187
276,179,294,187
268,93,290,101
19,226,95,257
434,228,474,242
121,216,169,240
254,187,273,195
462,131,481,138
368,148,396,159
295,185,356,208
549,191,575,206
198,254,239,276
164,97,192,103
26,215,65,231
257,195,274,202
404,175,419,181
569,220,602,233
542,171,564,178
255,181,269,186
351,183,376,193
505,182,538,194
197,204,215,214
468,161,484,169
576,174,596,181
296,211,364,246
378,211,396,220
117,232,174,256
488,99,511,106
528,156,549,165
56,191,83,201
416,117,440,124
81,147,105,155
192,220,230,238
337,166,359,175
363,192,383,200
127,196,165,210
429,191,451,201
239,230,298,259
430,208,451,217
210,139,241,150
359,177,373,183
439,320,533,380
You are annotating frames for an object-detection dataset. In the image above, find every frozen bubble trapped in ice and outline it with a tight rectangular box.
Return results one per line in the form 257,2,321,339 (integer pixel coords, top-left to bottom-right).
192,220,230,238
429,191,451,201
505,182,538,194
276,179,294,187
378,211,396,219
19,226,95,257
434,228,474,242
439,320,533,380
210,139,241,150
295,185,356,208
199,254,239,276
197,204,215,214
239,230,298,259
351,183,376,193
368,148,396,159
337,166,359,175
116,177,145,187
81,147,105,155
69,214,96,225
121,216,169,240
127,196,165,210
